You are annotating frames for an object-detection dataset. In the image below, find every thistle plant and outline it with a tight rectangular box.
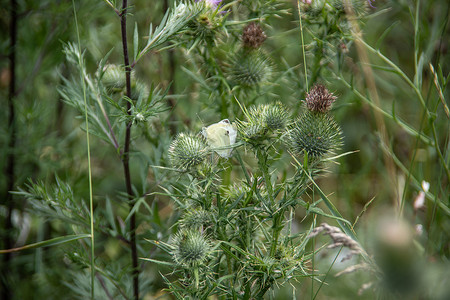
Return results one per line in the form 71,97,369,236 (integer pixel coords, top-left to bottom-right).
148,88,348,298
2,0,449,299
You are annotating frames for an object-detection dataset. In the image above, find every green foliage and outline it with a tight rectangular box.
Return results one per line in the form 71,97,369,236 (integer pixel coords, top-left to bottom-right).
1,0,449,299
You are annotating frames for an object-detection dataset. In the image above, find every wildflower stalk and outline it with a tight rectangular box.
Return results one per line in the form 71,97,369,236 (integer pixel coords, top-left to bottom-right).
296,0,309,92
270,213,283,257
255,148,274,202
355,24,450,183
255,148,282,257
71,1,96,298
119,1,139,299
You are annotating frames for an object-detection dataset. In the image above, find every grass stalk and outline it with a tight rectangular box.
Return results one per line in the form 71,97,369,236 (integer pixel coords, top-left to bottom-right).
71,1,95,298
120,1,139,299
296,0,308,92
344,0,399,212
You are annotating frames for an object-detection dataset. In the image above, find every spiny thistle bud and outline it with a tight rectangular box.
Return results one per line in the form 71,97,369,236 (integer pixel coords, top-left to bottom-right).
237,122,267,146
242,22,267,49
169,133,208,171
171,229,211,268
286,111,342,160
223,182,251,201
187,0,224,45
179,208,212,230
331,0,368,17
130,79,149,101
101,64,136,94
227,50,272,89
237,102,288,146
305,84,337,113
260,102,289,131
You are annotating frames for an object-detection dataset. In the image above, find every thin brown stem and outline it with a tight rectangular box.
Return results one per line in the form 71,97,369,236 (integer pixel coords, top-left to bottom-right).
120,1,139,299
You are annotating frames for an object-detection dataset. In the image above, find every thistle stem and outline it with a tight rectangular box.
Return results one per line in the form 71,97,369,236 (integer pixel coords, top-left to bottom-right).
120,1,139,299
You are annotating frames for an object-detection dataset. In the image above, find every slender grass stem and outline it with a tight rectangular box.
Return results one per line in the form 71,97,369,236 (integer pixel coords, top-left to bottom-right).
358,38,429,116
344,0,399,212
334,73,433,146
310,214,317,300
71,1,95,298
358,24,450,181
297,0,308,92
313,246,343,299
120,1,139,299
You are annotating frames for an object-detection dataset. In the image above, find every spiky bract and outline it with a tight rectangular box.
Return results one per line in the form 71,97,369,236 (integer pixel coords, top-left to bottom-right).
260,102,289,131
101,64,130,93
179,209,212,230
237,102,288,146
331,0,368,17
286,111,342,159
169,133,208,171
171,229,211,268
228,50,272,89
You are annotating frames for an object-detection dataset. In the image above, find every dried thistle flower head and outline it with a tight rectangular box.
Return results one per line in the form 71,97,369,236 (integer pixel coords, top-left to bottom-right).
242,22,267,49
305,84,337,113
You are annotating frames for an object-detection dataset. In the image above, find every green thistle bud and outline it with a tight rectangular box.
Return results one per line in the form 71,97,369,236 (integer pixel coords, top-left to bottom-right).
223,182,251,201
242,22,267,49
169,133,208,171
260,102,289,131
171,229,211,268
305,84,337,113
237,121,267,146
331,0,368,17
186,1,223,45
130,79,149,101
179,208,212,230
227,50,272,90
286,111,342,160
101,64,135,94
237,102,288,146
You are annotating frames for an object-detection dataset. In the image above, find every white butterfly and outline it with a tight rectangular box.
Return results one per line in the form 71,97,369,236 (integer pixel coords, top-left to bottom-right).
202,119,237,158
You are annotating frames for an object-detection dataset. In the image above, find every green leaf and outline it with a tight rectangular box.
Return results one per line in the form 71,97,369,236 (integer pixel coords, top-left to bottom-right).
139,257,175,267
133,22,139,61
0,234,91,254
307,206,353,227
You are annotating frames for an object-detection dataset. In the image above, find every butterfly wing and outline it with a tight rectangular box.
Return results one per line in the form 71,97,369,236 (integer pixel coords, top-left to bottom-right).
203,119,236,158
